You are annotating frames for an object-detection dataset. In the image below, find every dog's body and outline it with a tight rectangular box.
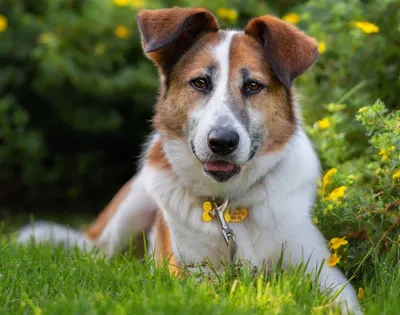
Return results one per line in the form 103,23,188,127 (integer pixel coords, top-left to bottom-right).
18,8,362,314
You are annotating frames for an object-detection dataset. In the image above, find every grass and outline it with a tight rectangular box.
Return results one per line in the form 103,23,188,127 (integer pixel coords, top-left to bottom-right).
0,233,399,315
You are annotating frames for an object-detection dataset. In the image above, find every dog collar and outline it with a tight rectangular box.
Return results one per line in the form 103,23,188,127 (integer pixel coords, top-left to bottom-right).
202,201,248,223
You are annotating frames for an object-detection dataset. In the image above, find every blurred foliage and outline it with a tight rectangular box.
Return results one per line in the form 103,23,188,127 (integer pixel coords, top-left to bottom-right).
0,0,159,211
296,0,400,118
0,0,399,246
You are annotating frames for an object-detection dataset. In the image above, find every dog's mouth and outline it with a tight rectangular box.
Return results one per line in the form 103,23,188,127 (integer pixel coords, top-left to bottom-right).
203,161,241,182
190,141,242,182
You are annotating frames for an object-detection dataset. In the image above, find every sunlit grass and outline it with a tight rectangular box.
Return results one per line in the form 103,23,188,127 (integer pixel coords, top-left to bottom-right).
0,236,399,315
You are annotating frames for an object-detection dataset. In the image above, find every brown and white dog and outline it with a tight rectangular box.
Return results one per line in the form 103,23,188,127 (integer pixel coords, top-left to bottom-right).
18,7,362,314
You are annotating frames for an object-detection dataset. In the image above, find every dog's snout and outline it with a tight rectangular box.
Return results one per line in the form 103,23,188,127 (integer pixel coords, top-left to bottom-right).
207,128,240,155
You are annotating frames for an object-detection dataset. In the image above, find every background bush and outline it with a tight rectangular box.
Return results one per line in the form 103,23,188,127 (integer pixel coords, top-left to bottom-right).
0,0,399,278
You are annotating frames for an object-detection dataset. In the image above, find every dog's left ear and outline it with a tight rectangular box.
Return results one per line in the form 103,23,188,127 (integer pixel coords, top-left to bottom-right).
245,15,318,89
137,8,219,73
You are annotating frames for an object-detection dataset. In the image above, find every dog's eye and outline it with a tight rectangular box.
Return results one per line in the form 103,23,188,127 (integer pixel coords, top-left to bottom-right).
246,81,264,94
191,77,210,91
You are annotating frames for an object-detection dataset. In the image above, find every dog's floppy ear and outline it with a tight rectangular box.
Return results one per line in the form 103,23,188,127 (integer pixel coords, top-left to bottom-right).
245,15,318,89
137,8,219,72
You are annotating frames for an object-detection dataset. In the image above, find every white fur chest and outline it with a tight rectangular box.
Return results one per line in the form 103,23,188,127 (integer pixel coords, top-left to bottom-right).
144,170,275,268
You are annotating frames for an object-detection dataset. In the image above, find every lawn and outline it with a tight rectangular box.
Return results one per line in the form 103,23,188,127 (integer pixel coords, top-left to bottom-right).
1,237,399,315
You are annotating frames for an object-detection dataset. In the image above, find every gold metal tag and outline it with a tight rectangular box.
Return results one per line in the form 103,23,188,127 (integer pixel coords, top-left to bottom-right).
228,208,249,223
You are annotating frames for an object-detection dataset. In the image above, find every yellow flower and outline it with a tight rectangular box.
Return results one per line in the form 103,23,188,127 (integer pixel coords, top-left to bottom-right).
131,0,145,8
330,236,348,250
393,170,400,180
216,8,238,23
317,118,330,129
358,288,365,300
113,0,130,6
351,21,379,34
0,14,7,32
324,168,337,180
115,25,130,39
327,253,340,267
358,106,368,113
379,149,388,161
318,41,326,54
322,168,337,197
388,146,396,152
326,186,347,201
282,13,300,25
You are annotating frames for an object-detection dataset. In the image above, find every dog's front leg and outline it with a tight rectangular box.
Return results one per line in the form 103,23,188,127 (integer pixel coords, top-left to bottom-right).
279,219,362,314
92,169,158,257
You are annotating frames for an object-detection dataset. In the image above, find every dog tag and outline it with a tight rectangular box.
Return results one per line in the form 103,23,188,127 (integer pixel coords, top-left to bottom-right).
229,208,249,223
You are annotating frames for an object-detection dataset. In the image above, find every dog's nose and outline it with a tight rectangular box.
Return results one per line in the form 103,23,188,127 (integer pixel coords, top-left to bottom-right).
208,128,240,155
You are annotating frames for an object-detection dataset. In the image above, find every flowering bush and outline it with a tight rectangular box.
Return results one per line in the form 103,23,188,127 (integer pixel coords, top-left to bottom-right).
294,0,399,116
309,100,399,279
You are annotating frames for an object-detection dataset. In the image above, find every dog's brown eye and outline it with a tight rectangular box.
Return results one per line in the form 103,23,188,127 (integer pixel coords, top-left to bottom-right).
191,77,210,91
247,81,263,93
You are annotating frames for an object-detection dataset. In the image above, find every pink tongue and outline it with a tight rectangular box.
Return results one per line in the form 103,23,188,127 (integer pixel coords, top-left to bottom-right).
205,162,235,172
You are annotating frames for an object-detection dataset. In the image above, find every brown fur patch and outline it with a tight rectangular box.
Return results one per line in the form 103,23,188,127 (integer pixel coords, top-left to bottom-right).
138,8,219,75
229,34,274,86
229,34,297,154
152,32,225,138
260,87,297,153
245,15,318,89
154,211,181,275
147,139,171,170
85,178,133,240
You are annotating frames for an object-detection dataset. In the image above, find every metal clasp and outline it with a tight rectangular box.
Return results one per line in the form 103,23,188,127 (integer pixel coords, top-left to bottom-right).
210,198,237,263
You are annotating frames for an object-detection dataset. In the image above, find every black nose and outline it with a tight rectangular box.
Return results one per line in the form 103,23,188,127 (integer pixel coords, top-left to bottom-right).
208,128,240,155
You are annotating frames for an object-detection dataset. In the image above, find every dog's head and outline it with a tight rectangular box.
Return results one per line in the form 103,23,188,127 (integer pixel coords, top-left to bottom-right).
138,8,318,184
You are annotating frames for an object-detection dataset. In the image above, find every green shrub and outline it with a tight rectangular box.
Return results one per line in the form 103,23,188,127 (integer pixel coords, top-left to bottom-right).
0,0,158,206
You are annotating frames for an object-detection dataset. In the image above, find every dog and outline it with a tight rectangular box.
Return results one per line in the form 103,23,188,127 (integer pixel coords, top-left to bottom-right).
18,7,362,314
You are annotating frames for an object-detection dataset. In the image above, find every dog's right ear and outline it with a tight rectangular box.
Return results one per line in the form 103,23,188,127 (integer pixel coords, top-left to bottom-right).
245,15,318,89
137,8,219,72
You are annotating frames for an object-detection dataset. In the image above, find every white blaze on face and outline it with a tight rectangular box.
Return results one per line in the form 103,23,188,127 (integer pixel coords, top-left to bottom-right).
189,31,252,163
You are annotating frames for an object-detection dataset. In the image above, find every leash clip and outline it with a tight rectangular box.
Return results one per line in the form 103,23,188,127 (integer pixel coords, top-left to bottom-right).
211,198,237,263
